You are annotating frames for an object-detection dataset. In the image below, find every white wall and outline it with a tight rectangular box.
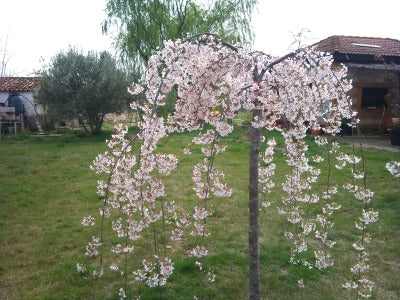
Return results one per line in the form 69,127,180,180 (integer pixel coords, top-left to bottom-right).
0,93,8,104
0,91,43,116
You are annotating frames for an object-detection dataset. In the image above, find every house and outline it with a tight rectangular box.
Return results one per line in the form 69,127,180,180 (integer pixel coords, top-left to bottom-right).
0,77,42,131
315,35,400,132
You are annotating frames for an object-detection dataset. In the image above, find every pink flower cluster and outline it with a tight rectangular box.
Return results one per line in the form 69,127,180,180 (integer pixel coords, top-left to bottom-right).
259,138,276,208
133,256,174,288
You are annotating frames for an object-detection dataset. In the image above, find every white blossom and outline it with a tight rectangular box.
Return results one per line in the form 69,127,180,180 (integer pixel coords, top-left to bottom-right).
207,271,216,283
76,263,86,273
81,216,95,227
118,287,127,299
386,161,400,177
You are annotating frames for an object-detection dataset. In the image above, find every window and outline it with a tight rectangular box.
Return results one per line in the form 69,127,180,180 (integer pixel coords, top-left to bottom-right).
361,88,388,108
34,96,40,105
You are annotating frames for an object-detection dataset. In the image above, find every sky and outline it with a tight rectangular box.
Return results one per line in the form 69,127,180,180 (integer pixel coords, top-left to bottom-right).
1,0,399,76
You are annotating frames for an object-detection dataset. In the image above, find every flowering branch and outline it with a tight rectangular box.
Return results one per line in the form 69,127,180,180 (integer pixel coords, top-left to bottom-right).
340,145,378,299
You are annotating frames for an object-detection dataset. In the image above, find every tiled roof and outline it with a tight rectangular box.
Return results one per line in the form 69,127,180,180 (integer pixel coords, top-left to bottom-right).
0,77,40,92
315,36,400,57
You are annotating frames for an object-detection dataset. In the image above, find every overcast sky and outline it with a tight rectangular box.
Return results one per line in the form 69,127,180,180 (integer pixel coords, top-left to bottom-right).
1,0,399,76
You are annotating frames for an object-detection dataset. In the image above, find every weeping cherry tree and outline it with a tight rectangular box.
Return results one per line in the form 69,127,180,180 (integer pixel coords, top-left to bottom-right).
80,35,378,299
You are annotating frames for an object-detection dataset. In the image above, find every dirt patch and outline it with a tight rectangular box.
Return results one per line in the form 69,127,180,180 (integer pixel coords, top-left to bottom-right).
335,135,400,152
0,278,16,300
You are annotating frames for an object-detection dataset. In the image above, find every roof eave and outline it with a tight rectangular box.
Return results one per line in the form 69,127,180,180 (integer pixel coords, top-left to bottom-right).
332,52,400,65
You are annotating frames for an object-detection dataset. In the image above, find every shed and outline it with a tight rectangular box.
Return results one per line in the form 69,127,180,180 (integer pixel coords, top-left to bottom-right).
0,77,42,131
315,35,400,132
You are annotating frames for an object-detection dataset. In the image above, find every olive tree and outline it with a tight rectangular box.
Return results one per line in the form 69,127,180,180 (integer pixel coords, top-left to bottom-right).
39,49,130,134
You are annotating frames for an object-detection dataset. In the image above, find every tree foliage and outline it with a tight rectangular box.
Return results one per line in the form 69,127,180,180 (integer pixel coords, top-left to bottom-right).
39,49,130,134
102,0,258,67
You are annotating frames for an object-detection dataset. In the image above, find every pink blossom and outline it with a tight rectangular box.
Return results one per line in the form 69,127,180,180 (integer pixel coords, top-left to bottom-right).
190,245,208,258
81,216,95,227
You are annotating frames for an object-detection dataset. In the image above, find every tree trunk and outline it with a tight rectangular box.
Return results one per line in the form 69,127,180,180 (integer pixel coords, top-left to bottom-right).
248,108,261,300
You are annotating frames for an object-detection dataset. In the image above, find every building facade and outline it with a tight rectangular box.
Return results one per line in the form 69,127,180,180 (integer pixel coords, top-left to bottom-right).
0,77,42,131
315,36,400,132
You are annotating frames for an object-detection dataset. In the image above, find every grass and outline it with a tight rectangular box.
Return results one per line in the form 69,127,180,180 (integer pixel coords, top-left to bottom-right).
0,124,399,299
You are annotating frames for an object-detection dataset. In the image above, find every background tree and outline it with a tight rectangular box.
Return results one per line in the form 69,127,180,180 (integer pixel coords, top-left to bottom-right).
0,34,12,77
102,0,258,68
39,49,130,134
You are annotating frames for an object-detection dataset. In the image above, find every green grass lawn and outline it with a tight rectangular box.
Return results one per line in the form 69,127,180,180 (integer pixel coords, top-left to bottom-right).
0,126,399,299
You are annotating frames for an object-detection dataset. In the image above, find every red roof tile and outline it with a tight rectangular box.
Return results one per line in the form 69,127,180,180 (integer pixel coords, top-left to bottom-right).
0,77,40,92
315,36,400,57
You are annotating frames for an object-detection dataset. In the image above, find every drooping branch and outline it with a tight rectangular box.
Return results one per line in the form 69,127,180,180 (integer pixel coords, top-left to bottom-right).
189,33,239,52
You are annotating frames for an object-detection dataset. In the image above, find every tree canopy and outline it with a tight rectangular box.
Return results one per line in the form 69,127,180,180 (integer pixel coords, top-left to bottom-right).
82,36,378,299
102,0,258,67
39,49,130,134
